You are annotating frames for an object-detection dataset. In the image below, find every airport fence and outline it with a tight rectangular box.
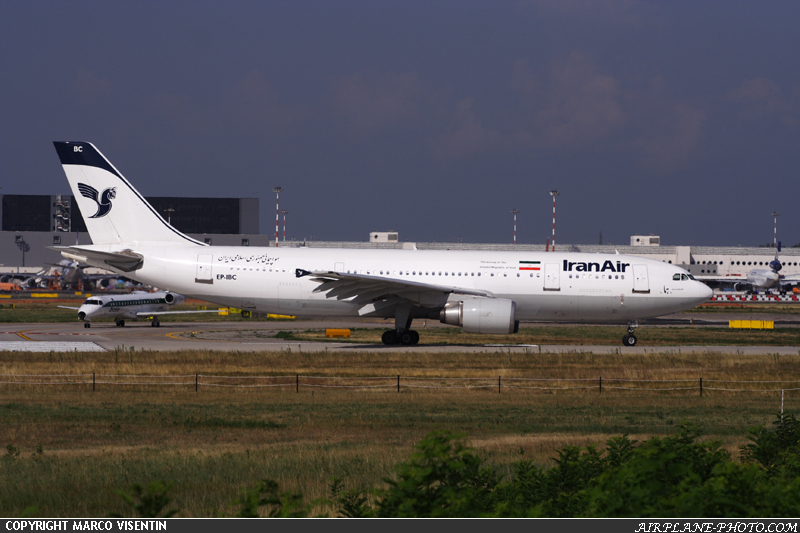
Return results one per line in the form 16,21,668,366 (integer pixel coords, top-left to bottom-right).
2,373,800,400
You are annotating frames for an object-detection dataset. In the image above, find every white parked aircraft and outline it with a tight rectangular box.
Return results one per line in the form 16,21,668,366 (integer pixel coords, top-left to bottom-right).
58,291,217,328
51,141,712,346
696,243,800,294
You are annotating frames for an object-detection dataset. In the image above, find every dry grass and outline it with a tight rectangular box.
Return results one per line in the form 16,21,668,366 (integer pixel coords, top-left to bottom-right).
1,347,799,516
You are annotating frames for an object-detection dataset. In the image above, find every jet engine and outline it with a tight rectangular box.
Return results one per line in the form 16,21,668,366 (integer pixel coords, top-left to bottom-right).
163,292,186,306
439,298,518,334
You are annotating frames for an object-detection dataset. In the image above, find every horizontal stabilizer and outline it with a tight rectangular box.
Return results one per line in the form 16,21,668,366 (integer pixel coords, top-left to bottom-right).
50,246,143,273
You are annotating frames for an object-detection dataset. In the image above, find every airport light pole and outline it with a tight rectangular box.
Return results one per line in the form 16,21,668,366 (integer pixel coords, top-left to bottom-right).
282,210,289,242
549,190,559,252
772,211,780,248
273,186,282,247
511,208,519,245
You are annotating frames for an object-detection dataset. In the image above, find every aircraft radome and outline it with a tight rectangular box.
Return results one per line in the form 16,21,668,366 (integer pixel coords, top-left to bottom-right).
52,141,712,346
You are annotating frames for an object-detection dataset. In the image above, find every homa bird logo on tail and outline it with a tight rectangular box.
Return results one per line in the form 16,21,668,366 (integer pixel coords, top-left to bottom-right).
78,183,116,218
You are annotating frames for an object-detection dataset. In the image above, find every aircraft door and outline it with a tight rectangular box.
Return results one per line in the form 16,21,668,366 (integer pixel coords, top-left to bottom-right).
632,265,650,293
196,254,213,284
544,263,560,291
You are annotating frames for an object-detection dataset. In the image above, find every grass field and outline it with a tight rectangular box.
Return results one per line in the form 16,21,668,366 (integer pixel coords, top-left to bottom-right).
2,346,800,517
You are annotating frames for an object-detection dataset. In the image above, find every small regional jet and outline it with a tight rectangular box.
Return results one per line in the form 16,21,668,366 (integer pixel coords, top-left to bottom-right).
51,141,713,345
59,291,218,328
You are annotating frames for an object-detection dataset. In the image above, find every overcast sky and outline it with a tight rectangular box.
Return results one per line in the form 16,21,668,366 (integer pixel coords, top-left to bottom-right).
2,1,798,247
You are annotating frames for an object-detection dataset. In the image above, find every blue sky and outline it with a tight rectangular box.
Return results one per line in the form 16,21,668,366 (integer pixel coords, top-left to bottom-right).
2,1,798,246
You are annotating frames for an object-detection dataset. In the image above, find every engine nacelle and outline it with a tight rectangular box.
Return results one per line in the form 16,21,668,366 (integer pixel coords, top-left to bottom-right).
439,298,518,334
163,292,186,306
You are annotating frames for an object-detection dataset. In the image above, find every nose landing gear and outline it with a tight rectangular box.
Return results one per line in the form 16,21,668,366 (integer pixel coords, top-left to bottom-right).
622,320,638,346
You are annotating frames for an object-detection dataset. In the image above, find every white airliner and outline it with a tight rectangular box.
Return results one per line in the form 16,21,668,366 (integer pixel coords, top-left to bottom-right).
59,291,217,328
51,141,712,346
697,244,800,294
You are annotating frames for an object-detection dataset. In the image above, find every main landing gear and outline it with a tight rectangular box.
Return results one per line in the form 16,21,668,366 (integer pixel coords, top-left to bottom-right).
381,329,420,346
150,317,161,327
381,303,421,346
622,320,638,346
115,317,126,327
84,323,91,329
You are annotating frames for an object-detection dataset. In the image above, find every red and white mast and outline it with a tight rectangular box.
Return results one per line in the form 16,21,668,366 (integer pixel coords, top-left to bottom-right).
511,208,519,245
549,190,559,251
272,186,282,247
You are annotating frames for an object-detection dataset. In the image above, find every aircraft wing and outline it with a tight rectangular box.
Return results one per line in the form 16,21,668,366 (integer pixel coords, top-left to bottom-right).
134,310,221,317
57,305,81,310
50,246,143,272
297,269,494,312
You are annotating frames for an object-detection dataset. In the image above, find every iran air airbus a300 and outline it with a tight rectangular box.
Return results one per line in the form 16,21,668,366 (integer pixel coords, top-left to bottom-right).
51,142,711,346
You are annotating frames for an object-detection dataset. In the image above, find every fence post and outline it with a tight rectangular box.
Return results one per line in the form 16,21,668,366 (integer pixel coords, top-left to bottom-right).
397,375,400,393
195,373,198,392
93,372,95,392
700,377,703,397
599,376,602,394
296,374,299,393
498,376,501,394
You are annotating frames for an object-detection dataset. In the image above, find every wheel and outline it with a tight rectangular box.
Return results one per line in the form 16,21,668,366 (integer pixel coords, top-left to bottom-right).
381,330,399,345
622,334,637,346
409,330,420,345
119,320,125,327
399,330,414,345
84,323,90,329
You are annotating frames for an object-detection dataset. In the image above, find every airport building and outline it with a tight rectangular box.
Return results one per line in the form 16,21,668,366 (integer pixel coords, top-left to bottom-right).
0,194,262,268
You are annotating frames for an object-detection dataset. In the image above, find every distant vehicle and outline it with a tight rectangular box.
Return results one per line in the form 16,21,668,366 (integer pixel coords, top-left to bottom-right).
0,282,21,292
58,291,218,328
51,141,712,346
697,243,800,294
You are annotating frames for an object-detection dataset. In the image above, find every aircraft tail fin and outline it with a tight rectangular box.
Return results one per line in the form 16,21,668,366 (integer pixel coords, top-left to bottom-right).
53,142,205,247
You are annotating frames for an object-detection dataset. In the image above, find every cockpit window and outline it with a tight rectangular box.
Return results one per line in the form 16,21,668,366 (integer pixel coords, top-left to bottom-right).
84,299,102,305
681,274,689,281
688,274,696,280
673,274,681,281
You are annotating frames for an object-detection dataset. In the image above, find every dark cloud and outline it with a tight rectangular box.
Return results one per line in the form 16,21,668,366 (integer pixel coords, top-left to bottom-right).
1,1,799,246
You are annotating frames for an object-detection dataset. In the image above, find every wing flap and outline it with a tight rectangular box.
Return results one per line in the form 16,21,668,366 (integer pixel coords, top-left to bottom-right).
298,270,493,308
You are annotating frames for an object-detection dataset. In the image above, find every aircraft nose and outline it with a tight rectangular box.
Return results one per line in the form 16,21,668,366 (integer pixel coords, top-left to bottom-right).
694,281,713,302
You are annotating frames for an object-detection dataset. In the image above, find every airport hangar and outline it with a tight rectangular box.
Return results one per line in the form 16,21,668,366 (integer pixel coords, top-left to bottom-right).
1,194,798,287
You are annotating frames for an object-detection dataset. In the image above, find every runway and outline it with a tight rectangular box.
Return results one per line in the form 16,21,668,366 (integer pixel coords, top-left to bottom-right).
2,315,799,355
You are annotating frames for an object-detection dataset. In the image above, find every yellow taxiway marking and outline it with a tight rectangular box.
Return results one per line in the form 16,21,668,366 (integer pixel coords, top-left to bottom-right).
166,330,246,343
16,332,33,341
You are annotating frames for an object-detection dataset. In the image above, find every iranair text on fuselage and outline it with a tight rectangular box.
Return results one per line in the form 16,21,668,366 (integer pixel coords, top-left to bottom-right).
563,259,629,273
